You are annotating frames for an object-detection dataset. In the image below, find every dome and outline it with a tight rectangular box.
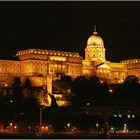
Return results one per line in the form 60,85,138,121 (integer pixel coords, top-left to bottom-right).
87,29,104,46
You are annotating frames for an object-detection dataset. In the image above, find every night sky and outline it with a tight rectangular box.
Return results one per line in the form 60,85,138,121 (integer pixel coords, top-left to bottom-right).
0,1,140,62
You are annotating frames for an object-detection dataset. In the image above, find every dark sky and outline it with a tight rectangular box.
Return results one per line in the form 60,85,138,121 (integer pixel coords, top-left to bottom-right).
0,1,140,62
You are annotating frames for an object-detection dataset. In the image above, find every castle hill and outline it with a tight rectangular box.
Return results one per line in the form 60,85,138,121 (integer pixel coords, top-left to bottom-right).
0,2,140,139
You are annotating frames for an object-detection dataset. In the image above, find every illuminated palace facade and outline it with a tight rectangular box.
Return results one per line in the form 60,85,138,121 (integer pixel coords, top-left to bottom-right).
0,28,140,91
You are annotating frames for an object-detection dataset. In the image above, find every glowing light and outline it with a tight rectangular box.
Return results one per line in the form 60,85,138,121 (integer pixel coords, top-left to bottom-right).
10,123,13,126
124,124,127,127
87,34,104,46
96,123,99,127
67,89,71,93
128,115,131,118
111,127,114,130
100,80,104,84
109,89,113,93
119,114,122,118
10,100,13,103
86,102,90,106
49,56,66,61
45,126,48,131
98,64,110,69
67,123,70,127
5,83,8,87
14,126,17,129
62,101,65,105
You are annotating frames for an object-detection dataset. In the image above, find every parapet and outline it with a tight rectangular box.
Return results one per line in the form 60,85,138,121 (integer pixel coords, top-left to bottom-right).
16,49,81,61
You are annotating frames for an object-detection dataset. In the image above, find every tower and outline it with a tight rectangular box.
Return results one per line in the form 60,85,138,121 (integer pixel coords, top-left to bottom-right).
85,25,106,62
82,26,106,76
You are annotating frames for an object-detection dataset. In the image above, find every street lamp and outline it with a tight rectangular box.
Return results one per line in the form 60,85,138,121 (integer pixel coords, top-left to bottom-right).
38,76,52,136
123,123,128,133
10,123,13,126
96,123,99,133
67,123,70,128
39,105,45,135
109,89,113,94
96,123,99,128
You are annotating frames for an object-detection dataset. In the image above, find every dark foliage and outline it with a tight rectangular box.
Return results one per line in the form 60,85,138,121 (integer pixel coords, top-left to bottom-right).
12,77,23,102
71,76,109,105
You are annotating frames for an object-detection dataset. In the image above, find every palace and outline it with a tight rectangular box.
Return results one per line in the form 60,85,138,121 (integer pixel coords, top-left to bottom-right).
0,27,140,93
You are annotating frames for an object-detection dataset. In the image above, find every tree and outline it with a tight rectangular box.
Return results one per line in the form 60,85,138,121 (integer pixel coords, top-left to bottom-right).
12,77,23,102
23,78,33,98
71,75,110,106
124,75,139,85
16,97,40,122
53,75,72,95
121,75,140,102
71,76,89,104
122,76,139,94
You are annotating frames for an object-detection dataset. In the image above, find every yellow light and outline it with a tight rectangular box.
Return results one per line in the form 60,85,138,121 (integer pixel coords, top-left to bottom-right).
86,102,90,106
49,56,66,61
100,80,104,84
67,89,71,93
128,115,131,118
119,114,122,118
98,64,110,69
109,89,113,93
96,123,99,127
10,100,13,103
5,83,8,87
124,124,127,127
67,123,70,127
87,34,104,46
45,126,48,131
10,123,13,126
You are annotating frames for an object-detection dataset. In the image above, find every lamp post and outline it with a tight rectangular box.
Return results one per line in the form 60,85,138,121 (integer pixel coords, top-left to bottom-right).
39,84,51,136
38,75,52,136
39,75,47,135
39,107,42,135
39,105,45,136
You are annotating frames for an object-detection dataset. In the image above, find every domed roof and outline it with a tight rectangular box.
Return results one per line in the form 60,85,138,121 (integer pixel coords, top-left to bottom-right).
87,27,104,46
